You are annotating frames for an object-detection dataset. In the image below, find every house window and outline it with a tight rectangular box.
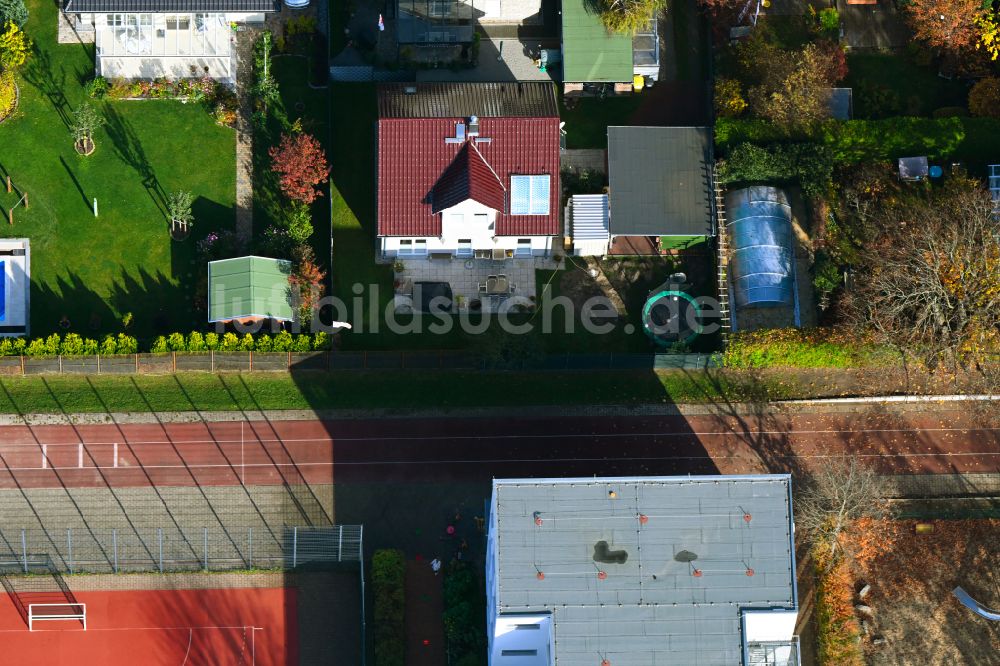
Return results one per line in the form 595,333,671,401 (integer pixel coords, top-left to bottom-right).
510,175,550,215
516,239,532,256
456,239,473,257
428,0,451,17
398,239,427,256
166,15,190,30
106,13,123,26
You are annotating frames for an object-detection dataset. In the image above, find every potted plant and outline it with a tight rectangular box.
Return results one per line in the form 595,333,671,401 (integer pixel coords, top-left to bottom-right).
167,190,194,240
71,103,104,155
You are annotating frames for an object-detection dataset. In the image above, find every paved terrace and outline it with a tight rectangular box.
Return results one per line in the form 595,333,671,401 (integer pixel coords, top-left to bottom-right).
395,255,560,312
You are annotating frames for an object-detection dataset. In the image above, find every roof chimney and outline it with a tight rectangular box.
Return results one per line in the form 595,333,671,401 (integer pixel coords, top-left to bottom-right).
468,115,480,136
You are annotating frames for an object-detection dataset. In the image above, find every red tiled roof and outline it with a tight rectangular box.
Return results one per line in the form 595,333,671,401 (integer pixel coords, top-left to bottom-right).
377,117,561,237
431,143,506,214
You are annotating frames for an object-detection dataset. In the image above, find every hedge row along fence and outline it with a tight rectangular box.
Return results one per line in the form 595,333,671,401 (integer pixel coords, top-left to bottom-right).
0,331,330,357
372,549,406,666
714,116,1000,164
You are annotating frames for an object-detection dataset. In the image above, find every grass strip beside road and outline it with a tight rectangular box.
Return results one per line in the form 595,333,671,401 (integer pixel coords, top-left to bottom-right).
0,370,793,415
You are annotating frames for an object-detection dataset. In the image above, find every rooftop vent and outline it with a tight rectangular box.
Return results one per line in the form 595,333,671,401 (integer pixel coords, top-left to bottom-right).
403,86,417,94
469,115,480,136
675,550,698,563
593,541,628,565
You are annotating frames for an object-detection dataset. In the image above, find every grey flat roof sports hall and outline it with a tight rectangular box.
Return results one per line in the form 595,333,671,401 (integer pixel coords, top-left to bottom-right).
607,126,715,237
491,475,796,665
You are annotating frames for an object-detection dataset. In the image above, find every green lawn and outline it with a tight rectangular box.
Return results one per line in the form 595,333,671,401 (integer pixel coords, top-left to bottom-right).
0,0,236,340
0,368,797,414
558,94,644,149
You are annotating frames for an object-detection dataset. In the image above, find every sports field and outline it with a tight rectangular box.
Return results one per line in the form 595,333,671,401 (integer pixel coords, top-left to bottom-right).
0,587,295,665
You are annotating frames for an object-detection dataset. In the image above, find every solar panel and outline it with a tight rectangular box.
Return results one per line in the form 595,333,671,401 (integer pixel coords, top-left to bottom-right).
510,175,550,215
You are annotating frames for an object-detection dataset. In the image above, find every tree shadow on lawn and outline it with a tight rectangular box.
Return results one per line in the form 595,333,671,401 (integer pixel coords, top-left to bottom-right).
103,105,168,216
21,44,75,129
30,266,199,340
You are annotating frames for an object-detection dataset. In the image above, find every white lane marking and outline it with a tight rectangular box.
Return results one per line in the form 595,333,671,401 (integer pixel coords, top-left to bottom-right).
0,425,997,449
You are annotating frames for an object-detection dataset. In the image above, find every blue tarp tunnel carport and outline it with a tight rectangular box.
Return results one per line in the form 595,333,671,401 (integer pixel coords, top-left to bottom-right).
725,187,797,310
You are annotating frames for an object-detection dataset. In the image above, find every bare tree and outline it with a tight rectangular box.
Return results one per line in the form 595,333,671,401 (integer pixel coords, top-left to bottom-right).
796,457,893,565
844,178,1000,365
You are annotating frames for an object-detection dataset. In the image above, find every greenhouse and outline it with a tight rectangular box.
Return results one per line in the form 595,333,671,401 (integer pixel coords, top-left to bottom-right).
725,187,796,309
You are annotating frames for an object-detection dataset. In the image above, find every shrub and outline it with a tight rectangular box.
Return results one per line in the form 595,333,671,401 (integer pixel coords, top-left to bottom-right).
166,332,186,351
220,332,240,351
931,106,968,119
284,202,314,243
150,336,168,353
238,333,255,351
968,77,1000,119
99,335,117,356
372,549,406,666
312,331,330,350
715,117,968,165
293,334,312,352
255,334,273,352
115,334,138,354
815,556,864,665
272,330,293,352
59,334,85,356
0,69,15,120
714,77,747,118
716,142,834,198
268,133,330,204
204,332,220,350
442,560,486,662
84,76,109,99
187,331,206,352
0,0,27,28
817,7,839,35
0,20,30,70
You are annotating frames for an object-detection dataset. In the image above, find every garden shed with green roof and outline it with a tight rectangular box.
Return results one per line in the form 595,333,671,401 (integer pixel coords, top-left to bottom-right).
561,0,634,88
207,256,294,324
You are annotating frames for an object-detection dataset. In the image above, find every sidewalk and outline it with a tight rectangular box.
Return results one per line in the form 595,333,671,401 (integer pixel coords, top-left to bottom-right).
404,559,445,665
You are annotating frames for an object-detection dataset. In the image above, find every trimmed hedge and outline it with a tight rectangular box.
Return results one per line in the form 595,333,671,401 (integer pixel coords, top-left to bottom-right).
372,549,406,666
149,330,330,353
715,116,993,164
443,560,487,665
716,142,834,197
722,328,894,369
815,555,864,665
0,333,138,357
0,331,330,356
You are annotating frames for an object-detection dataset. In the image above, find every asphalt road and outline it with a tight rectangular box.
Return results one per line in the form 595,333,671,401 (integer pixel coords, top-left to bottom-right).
0,408,996,489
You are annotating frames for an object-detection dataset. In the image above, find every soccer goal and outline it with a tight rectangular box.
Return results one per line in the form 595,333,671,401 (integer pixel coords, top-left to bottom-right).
28,603,86,631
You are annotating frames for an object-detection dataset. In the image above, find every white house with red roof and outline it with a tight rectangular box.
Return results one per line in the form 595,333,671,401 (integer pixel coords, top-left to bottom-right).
376,83,561,261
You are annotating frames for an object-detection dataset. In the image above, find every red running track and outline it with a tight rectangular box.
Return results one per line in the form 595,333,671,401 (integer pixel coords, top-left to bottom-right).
0,411,997,488
0,587,296,665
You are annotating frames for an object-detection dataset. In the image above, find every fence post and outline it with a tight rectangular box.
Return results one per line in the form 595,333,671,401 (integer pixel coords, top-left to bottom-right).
112,529,118,573
21,529,27,573
135,353,139,373
67,528,73,574
292,526,298,569
59,355,63,373
158,528,163,573
338,525,343,563
248,527,253,569
203,528,209,571
211,350,215,372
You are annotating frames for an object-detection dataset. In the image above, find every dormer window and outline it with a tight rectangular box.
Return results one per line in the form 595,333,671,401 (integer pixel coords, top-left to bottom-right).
510,175,550,215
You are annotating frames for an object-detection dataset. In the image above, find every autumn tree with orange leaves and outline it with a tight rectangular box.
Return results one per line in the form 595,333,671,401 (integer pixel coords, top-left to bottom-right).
288,245,327,328
269,132,330,205
904,0,987,55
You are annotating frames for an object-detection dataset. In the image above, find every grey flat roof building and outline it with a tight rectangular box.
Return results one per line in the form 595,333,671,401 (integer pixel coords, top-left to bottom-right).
607,126,715,238
487,475,798,666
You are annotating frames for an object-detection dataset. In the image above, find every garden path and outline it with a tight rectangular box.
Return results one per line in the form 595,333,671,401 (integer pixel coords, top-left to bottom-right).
234,29,259,243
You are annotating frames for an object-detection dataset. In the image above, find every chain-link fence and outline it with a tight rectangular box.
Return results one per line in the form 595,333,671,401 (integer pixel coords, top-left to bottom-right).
0,351,718,375
0,525,362,574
